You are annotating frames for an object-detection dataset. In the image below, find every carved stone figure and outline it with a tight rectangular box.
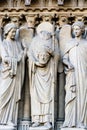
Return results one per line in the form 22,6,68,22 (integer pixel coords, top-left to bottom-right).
0,23,25,129
18,23,34,126
25,0,31,5
28,22,59,128
58,0,64,5
61,21,87,128
78,0,85,7
7,0,22,7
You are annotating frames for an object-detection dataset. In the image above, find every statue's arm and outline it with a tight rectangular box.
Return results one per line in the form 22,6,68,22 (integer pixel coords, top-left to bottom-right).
63,53,69,67
63,52,74,70
17,51,24,62
28,50,46,67
0,43,10,63
35,62,46,67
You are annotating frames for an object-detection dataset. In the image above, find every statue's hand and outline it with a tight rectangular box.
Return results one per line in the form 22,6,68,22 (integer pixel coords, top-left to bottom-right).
35,62,45,67
4,57,11,67
65,63,74,73
17,51,24,62
68,63,74,70
70,86,76,93
24,48,27,58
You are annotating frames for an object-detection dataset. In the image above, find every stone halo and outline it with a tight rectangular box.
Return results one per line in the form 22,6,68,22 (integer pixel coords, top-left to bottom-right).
36,22,53,34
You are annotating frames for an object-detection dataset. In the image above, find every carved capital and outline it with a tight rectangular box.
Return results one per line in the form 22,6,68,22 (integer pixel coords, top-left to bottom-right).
1,14,11,27
42,14,52,23
25,15,36,28
58,15,68,27
75,16,84,22
11,16,20,27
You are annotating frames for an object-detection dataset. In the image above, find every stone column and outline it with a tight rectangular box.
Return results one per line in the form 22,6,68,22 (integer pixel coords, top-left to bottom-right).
23,61,30,120
17,60,31,130
58,72,65,122
17,15,35,130
17,59,31,130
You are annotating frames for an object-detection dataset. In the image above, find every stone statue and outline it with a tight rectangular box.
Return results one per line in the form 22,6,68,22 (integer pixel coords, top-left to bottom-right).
18,22,34,128
0,23,25,129
7,0,22,7
28,22,59,128
58,0,64,5
25,0,31,5
60,21,87,128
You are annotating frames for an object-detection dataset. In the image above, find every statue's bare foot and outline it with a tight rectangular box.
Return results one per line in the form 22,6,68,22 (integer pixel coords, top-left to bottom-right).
60,125,67,128
32,122,40,127
7,121,16,127
60,123,69,128
61,124,76,128
44,122,52,128
77,123,86,128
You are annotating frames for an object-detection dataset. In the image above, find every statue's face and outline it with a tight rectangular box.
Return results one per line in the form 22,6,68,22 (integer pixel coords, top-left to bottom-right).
7,28,16,40
38,51,50,65
73,25,82,37
39,31,51,40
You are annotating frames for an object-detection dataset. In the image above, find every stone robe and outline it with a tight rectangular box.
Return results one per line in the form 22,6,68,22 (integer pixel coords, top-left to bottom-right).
63,39,87,127
0,39,25,126
28,35,59,123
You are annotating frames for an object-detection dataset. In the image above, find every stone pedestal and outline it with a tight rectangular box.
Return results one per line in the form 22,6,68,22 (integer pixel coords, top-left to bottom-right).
17,120,31,130
56,120,63,130
0,125,16,130
61,128,87,130
30,126,52,130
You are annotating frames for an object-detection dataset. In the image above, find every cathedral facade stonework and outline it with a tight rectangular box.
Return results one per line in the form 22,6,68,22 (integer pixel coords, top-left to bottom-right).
0,0,87,130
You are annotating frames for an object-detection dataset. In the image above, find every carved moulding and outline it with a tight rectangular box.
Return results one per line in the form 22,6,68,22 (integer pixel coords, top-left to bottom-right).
0,7,87,12
0,12,87,28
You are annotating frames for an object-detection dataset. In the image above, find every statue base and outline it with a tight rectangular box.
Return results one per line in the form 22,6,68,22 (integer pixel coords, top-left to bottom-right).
61,128,87,130
30,126,52,130
0,125,16,130
17,120,31,130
